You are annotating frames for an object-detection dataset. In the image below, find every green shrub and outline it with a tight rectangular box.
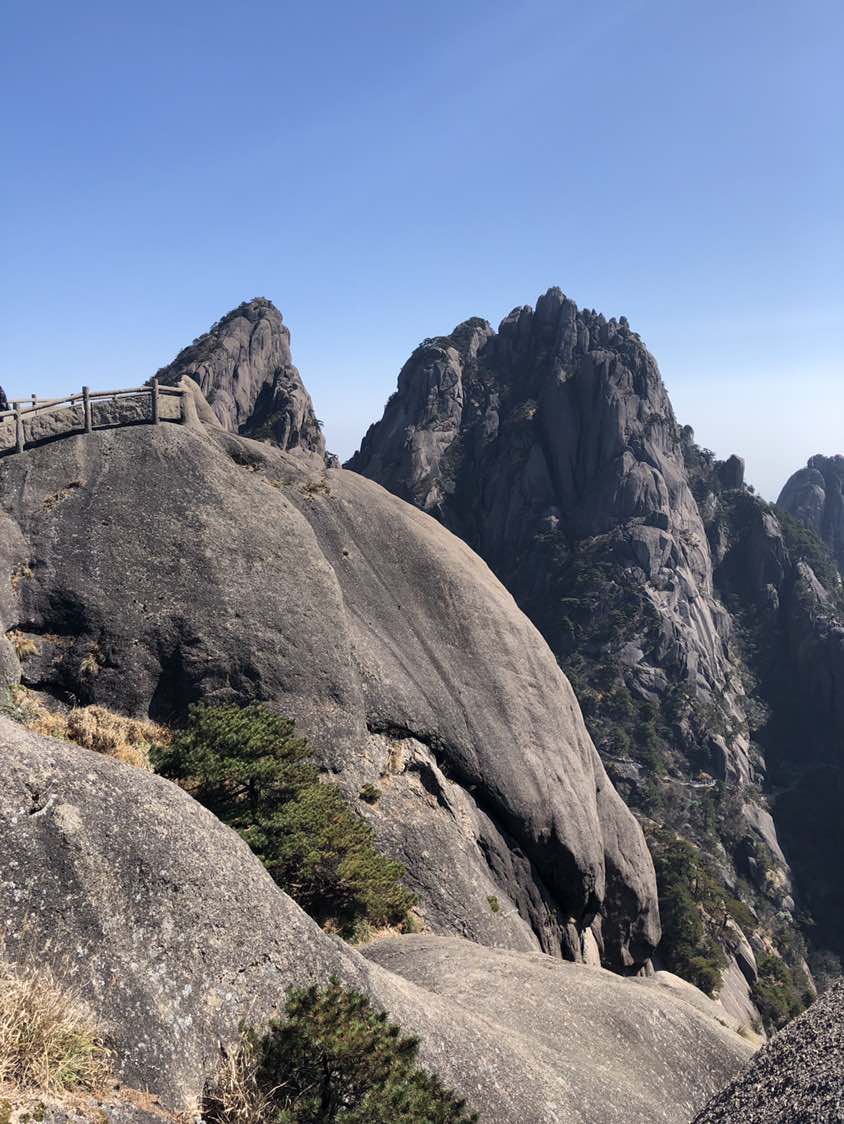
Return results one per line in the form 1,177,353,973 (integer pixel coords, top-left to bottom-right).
751,954,813,1032
152,704,415,938
205,980,477,1124
359,783,382,804
773,505,844,607
486,896,500,914
649,833,727,995
724,896,756,932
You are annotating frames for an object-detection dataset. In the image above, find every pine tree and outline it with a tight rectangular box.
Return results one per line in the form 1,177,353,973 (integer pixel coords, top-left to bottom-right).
152,704,414,937
230,980,478,1123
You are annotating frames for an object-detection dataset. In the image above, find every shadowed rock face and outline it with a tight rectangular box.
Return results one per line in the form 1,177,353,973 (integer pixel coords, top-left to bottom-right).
0,722,749,1123
778,454,844,575
348,288,745,778
707,484,844,958
0,384,658,971
154,298,326,457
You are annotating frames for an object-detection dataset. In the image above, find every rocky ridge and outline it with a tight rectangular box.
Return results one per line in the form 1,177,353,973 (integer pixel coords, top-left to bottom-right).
348,287,834,1024
348,285,844,1025
349,290,755,786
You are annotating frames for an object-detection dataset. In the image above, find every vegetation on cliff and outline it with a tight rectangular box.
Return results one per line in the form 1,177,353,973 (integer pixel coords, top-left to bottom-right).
205,980,477,1123
151,703,416,939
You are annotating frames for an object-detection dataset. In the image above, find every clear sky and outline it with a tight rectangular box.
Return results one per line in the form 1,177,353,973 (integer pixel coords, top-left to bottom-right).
2,0,841,499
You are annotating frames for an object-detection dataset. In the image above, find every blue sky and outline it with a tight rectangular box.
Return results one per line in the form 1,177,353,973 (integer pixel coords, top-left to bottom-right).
1,0,841,498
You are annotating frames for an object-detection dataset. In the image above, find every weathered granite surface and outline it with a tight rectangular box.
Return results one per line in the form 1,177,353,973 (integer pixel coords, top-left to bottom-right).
694,981,844,1123
154,298,326,457
363,934,753,1124
0,722,748,1122
0,384,658,971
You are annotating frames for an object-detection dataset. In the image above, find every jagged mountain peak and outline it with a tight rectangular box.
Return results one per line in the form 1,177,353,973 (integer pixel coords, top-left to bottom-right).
349,286,684,545
154,298,326,458
348,286,844,1029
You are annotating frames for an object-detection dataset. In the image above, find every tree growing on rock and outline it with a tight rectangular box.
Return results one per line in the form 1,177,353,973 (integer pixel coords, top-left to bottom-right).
151,703,415,938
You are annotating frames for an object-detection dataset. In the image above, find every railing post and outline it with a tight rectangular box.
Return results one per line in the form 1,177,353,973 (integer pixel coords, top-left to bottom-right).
82,386,92,433
13,403,23,454
151,378,160,425
179,389,188,423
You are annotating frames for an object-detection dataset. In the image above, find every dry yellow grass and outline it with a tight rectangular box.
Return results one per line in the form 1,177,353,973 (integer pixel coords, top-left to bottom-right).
8,632,39,661
0,961,111,1096
63,706,170,769
203,1034,272,1124
5,686,170,769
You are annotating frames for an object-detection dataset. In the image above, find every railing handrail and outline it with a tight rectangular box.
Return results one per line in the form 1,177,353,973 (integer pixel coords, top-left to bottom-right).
0,382,185,421
0,380,188,453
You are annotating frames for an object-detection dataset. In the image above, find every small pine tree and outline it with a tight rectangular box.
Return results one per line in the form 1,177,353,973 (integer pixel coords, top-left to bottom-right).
207,980,478,1123
151,704,415,937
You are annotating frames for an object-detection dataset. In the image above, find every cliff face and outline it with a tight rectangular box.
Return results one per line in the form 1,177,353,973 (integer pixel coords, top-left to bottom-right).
0,348,659,973
154,298,327,457
350,289,742,771
349,287,830,1017
778,454,844,576
702,479,844,962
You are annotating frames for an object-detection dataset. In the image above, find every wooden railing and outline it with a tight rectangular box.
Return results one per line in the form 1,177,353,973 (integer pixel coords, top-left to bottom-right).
0,379,188,454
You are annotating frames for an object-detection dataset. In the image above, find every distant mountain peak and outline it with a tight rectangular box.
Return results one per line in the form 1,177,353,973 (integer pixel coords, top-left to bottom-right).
778,453,844,574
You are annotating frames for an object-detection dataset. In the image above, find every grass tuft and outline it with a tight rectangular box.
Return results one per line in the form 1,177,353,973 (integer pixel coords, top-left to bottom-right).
4,685,170,770
203,1036,271,1124
8,632,38,662
0,961,110,1096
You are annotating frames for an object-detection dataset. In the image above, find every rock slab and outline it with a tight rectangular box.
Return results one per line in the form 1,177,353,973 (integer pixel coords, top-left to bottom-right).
0,721,750,1123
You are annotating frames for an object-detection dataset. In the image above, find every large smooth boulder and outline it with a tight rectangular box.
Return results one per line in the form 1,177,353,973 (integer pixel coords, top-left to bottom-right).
0,388,657,970
364,934,754,1124
0,722,749,1122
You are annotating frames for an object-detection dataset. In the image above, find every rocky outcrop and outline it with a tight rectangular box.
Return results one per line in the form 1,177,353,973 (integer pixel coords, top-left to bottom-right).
693,980,844,1123
0,720,750,1122
349,289,752,781
348,288,799,1005
778,454,844,575
364,935,753,1124
12,1089,178,1124
154,298,326,457
0,376,658,971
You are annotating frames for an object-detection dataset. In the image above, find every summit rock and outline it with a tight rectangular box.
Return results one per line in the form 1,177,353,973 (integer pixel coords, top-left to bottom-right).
154,298,326,457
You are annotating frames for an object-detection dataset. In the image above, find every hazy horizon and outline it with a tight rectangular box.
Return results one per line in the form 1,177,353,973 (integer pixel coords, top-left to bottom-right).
2,0,841,501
